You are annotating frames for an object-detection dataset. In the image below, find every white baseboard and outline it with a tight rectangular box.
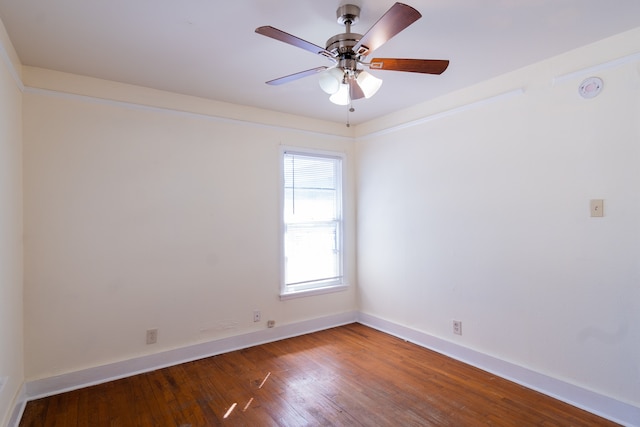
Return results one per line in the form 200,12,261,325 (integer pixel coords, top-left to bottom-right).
17,310,639,427
24,311,358,400
7,384,26,427
357,312,640,427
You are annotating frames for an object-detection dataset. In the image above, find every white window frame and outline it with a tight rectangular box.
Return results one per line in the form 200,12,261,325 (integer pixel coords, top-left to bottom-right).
279,147,348,300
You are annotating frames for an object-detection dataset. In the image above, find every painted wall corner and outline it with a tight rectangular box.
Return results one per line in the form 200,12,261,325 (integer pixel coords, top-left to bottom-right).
0,15,22,89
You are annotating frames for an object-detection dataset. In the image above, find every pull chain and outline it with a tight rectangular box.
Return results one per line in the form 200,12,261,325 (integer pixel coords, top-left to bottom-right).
346,103,354,127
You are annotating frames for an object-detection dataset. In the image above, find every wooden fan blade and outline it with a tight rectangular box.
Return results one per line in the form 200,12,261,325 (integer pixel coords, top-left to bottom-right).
266,66,328,85
256,26,334,58
369,58,449,74
353,3,421,57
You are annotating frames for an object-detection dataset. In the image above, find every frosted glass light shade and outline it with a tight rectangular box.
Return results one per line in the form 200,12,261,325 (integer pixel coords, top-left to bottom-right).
356,71,383,98
329,83,350,105
319,68,344,94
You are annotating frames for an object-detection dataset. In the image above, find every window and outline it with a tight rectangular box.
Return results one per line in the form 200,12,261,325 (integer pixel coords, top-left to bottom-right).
281,149,346,298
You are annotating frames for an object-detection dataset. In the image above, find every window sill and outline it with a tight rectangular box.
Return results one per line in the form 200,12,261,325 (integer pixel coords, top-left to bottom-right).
280,284,349,301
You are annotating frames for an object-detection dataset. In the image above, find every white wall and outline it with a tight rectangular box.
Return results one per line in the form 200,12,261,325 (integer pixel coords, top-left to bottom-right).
0,19,23,427
22,71,357,381
10,14,640,424
356,28,640,408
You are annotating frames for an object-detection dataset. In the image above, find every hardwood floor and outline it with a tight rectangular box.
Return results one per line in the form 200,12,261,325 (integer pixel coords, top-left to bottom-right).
20,323,618,426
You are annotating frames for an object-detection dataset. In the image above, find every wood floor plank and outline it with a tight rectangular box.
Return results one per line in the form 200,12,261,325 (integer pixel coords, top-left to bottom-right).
19,323,620,426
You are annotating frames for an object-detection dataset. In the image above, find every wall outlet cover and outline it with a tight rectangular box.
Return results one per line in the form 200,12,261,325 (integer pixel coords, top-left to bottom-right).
453,320,462,335
146,328,158,345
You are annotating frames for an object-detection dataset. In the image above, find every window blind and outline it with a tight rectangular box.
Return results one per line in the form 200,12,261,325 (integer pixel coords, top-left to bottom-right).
283,152,342,290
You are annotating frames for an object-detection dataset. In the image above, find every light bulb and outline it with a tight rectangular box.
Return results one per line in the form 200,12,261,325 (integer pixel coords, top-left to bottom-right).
356,71,383,98
329,83,350,105
318,68,344,94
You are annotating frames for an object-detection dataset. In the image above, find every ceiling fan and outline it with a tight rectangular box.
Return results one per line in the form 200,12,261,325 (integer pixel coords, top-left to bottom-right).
255,2,449,107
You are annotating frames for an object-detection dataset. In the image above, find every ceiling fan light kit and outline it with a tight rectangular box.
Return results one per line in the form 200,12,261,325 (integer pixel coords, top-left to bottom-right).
319,68,382,103
330,84,351,105
319,67,345,95
356,70,383,98
255,2,449,114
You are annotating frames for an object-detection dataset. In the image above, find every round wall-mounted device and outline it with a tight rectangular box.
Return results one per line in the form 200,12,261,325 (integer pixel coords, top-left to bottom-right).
579,77,603,98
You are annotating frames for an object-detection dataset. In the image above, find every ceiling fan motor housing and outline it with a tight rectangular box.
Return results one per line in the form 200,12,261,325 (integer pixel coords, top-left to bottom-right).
326,4,364,65
325,33,362,58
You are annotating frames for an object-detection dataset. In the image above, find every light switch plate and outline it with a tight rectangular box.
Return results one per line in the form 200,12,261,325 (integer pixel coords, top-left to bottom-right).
590,199,604,217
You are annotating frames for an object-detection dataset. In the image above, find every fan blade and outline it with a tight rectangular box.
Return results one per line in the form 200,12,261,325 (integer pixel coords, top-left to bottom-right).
266,67,328,85
349,80,365,100
353,3,421,57
369,58,449,74
256,26,334,58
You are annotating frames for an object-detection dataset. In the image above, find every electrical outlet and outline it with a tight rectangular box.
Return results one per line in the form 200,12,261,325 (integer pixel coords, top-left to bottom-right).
253,310,261,322
146,328,158,344
267,320,275,328
453,320,462,335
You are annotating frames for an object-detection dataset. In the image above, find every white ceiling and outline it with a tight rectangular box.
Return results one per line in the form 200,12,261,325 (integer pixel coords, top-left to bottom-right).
1,0,639,125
